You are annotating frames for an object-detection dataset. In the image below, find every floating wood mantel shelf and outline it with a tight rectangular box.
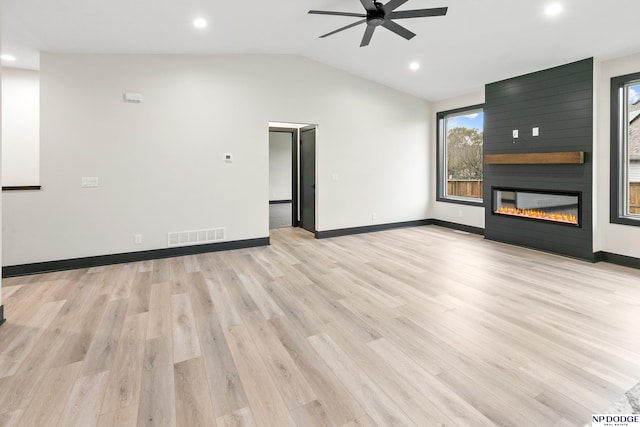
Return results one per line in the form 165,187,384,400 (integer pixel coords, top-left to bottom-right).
484,151,585,165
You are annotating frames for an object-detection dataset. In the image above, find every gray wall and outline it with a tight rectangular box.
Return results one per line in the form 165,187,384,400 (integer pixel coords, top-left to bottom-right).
484,58,594,260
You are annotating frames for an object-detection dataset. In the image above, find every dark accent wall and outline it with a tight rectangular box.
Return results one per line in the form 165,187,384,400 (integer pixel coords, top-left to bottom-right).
484,58,594,260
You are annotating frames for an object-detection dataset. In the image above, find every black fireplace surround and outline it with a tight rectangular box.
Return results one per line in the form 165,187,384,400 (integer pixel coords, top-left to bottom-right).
483,58,593,260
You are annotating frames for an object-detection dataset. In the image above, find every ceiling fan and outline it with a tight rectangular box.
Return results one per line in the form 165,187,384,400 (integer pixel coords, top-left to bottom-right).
309,0,448,47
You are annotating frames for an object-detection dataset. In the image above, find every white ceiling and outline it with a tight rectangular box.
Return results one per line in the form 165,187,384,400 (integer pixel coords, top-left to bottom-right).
3,0,640,101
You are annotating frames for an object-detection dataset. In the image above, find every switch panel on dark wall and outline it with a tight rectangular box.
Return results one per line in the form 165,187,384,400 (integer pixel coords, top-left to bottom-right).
483,58,594,260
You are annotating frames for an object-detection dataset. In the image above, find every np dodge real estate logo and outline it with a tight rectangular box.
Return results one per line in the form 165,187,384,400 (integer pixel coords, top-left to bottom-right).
592,414,640,426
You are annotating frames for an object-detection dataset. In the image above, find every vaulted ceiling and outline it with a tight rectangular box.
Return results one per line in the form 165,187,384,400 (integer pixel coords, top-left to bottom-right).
3,0,640,101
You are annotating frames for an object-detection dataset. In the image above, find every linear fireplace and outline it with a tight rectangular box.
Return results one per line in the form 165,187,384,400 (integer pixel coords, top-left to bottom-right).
492,188,580,226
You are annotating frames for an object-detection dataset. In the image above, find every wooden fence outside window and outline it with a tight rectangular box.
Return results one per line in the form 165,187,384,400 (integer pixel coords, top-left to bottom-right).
630,182,640,214
447,180,483,199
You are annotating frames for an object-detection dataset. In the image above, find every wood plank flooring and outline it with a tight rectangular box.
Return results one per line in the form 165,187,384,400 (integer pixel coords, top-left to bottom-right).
0,225,639,426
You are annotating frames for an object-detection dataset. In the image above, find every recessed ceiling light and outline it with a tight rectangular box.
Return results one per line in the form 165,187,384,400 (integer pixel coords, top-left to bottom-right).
545,4,562,16
409,62,420,71
1,54,17,62
193,18,208,29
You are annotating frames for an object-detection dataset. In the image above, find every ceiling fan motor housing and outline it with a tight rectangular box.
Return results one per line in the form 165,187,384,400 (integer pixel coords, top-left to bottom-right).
309,0,448,47
368,6,386,25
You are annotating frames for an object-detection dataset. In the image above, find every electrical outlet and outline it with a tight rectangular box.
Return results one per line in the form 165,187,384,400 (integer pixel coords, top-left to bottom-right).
134,234,143,245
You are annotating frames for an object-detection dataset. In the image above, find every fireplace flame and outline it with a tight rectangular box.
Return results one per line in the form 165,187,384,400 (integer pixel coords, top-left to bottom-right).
496,206,578,224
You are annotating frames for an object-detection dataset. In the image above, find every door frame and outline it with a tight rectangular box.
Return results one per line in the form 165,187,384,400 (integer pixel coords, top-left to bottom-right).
299,125,317,233
269,127,299,227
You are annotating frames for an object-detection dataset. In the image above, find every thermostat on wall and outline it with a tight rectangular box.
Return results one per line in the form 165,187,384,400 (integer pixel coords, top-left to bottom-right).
81,176,99,188
224,153,233,163
124,92,143,103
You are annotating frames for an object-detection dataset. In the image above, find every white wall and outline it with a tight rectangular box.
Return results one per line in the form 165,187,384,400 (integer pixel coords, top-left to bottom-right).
594,52,640,258
268,131,292,201
2,54,431,265
0,18,3,309
1,67,39,186
429,91,486,228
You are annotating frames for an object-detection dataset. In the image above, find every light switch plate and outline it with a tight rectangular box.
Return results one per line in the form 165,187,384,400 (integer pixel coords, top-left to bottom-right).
532,127,539,137
124,92,143,103
512,129,519,138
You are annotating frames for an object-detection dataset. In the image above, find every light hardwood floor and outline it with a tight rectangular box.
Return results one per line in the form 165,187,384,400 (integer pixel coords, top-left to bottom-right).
0,225,639,426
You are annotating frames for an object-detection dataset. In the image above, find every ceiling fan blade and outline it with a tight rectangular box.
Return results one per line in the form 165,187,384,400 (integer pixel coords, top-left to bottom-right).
382,0,409,14
319,19,367,38
359,0,378,12
388,7,448,19
309,10,367,18
381,20,416,40
360,24,376,47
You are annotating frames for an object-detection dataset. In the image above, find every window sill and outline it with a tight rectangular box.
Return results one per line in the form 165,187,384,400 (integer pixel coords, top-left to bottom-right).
611,216,640,227
436,196,484,207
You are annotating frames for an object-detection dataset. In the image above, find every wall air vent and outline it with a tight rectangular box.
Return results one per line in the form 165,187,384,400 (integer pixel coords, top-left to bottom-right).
167,227,226,247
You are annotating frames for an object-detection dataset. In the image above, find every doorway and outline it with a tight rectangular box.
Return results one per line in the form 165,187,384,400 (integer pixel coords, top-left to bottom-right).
268,122,316,234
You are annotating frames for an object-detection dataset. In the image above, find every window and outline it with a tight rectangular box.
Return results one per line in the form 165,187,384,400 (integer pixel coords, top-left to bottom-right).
436,104,484,205
611,72,640,225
